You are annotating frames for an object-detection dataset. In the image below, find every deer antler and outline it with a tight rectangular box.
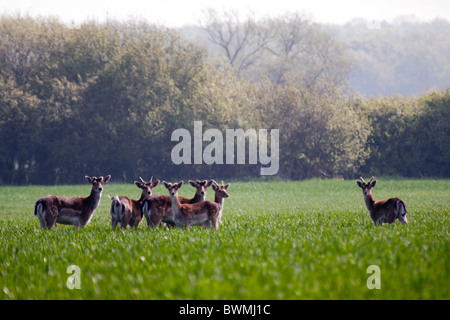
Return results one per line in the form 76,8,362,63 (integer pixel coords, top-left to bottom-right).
368,176,375,184
359,177,366,183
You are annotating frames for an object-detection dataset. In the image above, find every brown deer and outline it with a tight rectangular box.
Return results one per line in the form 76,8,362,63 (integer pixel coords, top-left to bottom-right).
356,176,408,226
109,177,159,230
141,180,213,228
34,175,111,229
211,180,230,223
163,181,221,230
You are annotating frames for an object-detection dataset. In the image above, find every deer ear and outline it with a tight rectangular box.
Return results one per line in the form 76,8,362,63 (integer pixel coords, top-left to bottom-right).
104,175,111,183
134,181,143,188
206,180,214,187
224,183,230,189
163,181,170,189
370,180,377,188
152,180,160,188
177,181,184,188
85,176,93,183
189,180,197,187
356,181,364,188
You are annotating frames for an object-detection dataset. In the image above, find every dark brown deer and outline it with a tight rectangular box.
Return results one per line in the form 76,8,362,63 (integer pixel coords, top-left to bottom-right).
109,177,159,230
163,181,221,230
34,175,111,229
141,180,213,228
356,176,408,226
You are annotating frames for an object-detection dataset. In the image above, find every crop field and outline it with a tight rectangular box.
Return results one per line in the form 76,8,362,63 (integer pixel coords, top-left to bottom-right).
0,179,449,300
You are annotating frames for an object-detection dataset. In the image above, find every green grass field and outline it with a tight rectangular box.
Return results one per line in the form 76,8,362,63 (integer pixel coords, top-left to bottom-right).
0,179,449,299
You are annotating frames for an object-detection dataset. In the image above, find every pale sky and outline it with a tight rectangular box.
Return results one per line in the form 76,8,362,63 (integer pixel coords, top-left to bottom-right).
1,0,450,27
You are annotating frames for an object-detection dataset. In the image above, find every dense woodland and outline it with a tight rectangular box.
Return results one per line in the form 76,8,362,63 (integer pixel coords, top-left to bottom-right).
0,13,449,184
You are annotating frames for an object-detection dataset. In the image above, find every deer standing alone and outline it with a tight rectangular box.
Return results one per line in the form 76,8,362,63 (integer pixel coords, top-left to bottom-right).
141,180,213,228
109,177,159,230
163,181,221,230
356,176,408,226
34,175,111,229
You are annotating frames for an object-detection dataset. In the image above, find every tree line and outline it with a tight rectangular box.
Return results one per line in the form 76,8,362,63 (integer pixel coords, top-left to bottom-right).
0,15,448,184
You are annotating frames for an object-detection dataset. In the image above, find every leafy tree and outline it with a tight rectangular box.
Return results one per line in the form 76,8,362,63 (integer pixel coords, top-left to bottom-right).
359,91,450,178
409,90,450,176
1,14,448,184
255,78,370,179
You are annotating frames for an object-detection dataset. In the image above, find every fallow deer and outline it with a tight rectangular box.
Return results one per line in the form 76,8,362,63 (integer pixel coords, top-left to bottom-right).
211,180,230,223
34,175,111,229
109,177,159,230
163,181,221,230
356,176,408,226
141,180,213,228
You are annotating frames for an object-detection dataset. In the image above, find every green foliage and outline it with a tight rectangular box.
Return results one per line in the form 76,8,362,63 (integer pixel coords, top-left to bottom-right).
360,90,450,177
0,15,449,184
412,91,450,176
0,16,250,184
254,79,370,179
0,179,448,299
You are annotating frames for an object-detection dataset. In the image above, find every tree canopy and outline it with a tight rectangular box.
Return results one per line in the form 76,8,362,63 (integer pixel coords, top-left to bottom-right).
0,14,449,184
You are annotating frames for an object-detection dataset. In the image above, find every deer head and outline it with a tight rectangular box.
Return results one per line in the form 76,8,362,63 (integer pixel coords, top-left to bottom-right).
189,179,213,199
211,180,230,199
163,181,183,196
135,176,160,198
85,175,111,193
356,176,377,196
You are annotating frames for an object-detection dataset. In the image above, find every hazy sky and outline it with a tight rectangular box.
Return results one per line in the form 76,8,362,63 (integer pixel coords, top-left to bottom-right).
1,0,450,27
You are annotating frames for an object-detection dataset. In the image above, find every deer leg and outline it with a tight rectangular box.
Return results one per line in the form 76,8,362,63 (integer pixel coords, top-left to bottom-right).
212,217,219,230
45,212,57,230
164,221,177,229
398,215,408,224
134,215,143,228
146,216,153,228
112,218,119,230
375,218,382,226
376,216,388,226
38,214,47,229
203,220,212,229
121,214,130,230
149,214,163,229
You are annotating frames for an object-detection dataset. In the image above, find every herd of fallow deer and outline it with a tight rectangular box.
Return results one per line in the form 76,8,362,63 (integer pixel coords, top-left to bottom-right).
33,175,407,230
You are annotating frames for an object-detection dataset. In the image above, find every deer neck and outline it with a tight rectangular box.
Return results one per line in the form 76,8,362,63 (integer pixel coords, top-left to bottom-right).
364,192,375,211
191,191,205,203
138,192,148,202
170,193,182,217
87,188,102,209
214,194,225,209
80,189,102,224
